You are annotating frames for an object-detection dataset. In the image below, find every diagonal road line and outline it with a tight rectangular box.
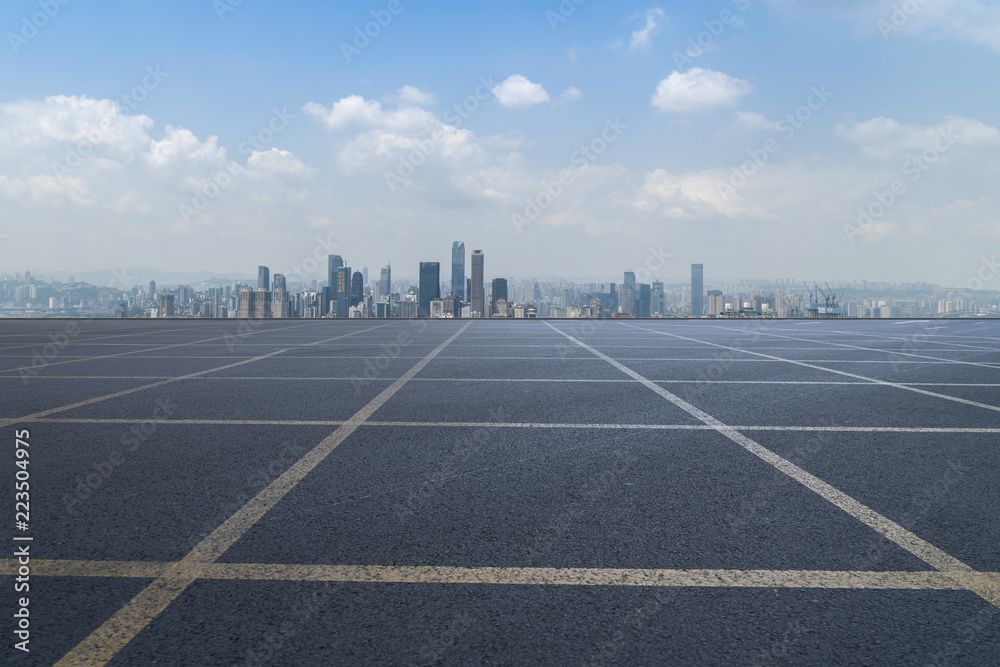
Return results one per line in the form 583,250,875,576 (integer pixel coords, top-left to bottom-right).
54,321,472,667
0,323,398,429
545,322,999,611
624,324,1000,413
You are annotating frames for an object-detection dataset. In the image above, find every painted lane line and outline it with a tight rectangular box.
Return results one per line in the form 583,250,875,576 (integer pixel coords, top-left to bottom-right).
54,321,472,667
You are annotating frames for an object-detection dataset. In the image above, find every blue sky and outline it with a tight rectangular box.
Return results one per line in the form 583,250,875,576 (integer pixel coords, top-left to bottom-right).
1,0,998,286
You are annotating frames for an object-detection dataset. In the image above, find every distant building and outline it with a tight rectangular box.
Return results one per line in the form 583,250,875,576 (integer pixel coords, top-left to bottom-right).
273,274,286,292
149,280,157,299
351,271,363,306
452,241,465,302
158,293,175,318
336,266,351,317
691,264,704,316
418,262,440,318
258,266,270,291
379,264,391,301
471,250,485,317
254,288,272,319
707,290,724,317
490,278,508,316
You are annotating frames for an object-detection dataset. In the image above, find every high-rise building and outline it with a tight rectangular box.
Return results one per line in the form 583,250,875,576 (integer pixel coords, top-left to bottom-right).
254,288,272,319
158,293,175,318
707,290,725,317
624,271,638,316
418,262,440,318
336,266,351,317
471,250,485,317
328,255,343,289
620,285,635,316
691,264,704,316
379,264,391,295
351,271,363,306
237,286,254,318
638,284,651,318
148,280,156,298
490,278,508,315
452,241,465,301
273,274,286,292
258,266,270,291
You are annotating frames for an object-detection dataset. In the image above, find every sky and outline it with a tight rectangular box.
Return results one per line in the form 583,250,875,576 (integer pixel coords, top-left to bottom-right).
1,0,998,286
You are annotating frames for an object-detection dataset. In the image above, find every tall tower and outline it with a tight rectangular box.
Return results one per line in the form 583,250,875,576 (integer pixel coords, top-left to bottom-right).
328,255,343,290
471,250,485,317
451,241,465,301
258,266,270,291
418,262,440,318
336,266,351,317
691,263,704,317
379,264,391,299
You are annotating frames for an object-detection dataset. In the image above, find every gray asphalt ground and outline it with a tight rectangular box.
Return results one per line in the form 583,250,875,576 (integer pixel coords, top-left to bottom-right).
1,318,998,665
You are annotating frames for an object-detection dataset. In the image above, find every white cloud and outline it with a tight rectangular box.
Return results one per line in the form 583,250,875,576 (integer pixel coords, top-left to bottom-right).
561,87,583,102
384,85,434,107
735,111,776,131
492,75,551,109
651,68,752,114
303,96,437,132
836,116,1000,160
630,8,666,52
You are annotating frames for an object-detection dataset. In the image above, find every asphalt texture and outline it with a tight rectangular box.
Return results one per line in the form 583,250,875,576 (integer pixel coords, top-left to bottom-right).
0,318,998,665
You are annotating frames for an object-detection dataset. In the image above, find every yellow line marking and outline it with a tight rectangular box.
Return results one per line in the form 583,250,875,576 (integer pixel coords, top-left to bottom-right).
547,323,998,609
55,322,473,667
5,558,996,591
9,417,1000,434
0,323,396,430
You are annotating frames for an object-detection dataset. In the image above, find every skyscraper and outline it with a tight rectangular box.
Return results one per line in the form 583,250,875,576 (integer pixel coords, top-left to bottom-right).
490,278,508,316
418,262,440,318
471,250,485,317
273,274,286,292
691,264,704,316
624,271,637,316
328,255,343,291
351,271,363,306
336,266,351,317
451,241,465,301
258,266,270,291
379,264,391,299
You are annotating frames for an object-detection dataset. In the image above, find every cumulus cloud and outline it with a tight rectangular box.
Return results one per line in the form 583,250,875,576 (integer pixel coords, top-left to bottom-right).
651,68,752,113
630,8,666,51
492,75,551,109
